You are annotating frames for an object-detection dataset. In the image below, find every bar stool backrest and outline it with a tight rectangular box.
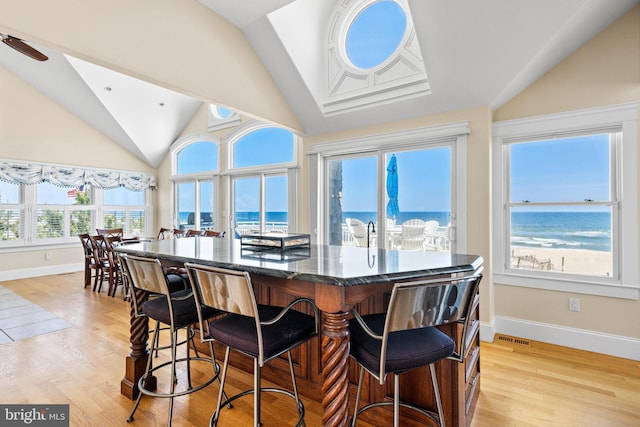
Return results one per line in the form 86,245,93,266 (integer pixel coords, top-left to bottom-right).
185,264,263,360
119,254,172,320
351,270,482,381
120,255,167,296
187,264,258,318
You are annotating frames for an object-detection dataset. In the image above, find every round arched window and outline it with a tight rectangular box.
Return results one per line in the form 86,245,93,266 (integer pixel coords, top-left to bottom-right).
345,0,407,69
209,104,234,120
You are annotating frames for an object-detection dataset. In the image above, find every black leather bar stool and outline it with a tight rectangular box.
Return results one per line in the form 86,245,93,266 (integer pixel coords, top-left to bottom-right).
184,263,319,427
349,270,482,427
119,254,224,426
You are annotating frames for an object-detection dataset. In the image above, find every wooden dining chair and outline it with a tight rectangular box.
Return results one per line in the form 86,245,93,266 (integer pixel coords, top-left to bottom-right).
172,229,186,238
96,227,124,239
88,234,109,293
204,230,225,237
185,229,205,237
104,235,125,298
79,233,98,289
157,227,172,239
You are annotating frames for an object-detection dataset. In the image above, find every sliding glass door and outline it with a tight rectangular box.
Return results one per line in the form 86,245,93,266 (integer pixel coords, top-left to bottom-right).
324,146,453,251
326,154,378,247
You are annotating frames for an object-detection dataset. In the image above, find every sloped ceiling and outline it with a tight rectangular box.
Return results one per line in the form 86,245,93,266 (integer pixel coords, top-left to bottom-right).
1,0,638,166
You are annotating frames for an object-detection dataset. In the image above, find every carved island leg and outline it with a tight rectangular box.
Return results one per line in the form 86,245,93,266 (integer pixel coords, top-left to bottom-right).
321,311,351,427
120,288,156,399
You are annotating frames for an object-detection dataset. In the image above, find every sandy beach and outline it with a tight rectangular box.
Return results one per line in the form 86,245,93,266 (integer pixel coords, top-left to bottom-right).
510,246,612,277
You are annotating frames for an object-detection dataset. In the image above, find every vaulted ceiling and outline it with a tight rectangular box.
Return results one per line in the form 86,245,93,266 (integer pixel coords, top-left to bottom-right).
1,0,637,167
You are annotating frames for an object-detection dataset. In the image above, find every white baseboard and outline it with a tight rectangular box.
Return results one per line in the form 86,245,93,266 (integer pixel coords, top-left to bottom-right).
0,263,83,282
480,319,496,343
492,315,640,361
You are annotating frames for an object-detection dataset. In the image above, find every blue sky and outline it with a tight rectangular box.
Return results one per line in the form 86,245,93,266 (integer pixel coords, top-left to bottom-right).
340,148,451,213
510,134,610,206
346,0,406,69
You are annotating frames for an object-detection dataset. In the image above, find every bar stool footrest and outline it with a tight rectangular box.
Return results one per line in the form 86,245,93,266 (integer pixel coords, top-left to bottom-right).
210,387,305,427
137,356,220,399
352,400,440,427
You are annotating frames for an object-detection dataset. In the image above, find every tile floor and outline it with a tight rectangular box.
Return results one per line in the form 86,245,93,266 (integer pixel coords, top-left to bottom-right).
0,285,72,344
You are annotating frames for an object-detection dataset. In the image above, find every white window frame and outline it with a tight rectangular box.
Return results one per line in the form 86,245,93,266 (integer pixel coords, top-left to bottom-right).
0,184,152,250
172,177,220,231
171,134,222,231
492,103,639,299
208,104,240,132
226,120,300,234
0,182,25,248
97,187,152,237
308,122,468,250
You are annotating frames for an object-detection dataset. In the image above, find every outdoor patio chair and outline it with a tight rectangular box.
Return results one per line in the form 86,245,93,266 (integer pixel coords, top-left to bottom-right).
398,219,426,251
346,218,369,247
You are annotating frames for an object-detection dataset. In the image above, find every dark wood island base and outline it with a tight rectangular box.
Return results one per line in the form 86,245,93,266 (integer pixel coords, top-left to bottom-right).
116,238,482,427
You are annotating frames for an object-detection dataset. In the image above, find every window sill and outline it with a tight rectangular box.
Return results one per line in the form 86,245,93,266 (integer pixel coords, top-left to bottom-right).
0,242,79,254
493,271,639,300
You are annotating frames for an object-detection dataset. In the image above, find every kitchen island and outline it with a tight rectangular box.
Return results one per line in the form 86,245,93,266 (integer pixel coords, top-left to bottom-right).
116,237,483,427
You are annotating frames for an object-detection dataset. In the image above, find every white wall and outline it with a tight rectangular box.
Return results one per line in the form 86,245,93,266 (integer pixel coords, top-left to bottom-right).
492,6,640,358
0,0,301,133
0,65,155,279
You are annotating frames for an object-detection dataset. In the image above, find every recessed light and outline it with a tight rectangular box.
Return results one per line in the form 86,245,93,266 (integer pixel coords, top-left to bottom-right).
159,102,165,107
104,86,112,92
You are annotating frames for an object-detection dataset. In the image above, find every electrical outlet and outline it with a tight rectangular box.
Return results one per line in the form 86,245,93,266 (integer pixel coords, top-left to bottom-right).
569,297,580,312
45,252,52,261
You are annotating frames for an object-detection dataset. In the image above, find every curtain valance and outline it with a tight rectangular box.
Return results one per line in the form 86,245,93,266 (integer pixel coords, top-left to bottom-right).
0,160,156,191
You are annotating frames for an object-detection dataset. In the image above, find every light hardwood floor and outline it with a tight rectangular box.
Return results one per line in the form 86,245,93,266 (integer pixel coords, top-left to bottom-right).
1,272,639,426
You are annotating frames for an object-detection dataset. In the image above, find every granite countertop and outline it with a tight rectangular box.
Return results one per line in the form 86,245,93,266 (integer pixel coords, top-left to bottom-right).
115,237,483,286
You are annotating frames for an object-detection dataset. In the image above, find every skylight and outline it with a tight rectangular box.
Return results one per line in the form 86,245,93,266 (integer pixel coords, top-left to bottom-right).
346,0,407,69
323,0,429,115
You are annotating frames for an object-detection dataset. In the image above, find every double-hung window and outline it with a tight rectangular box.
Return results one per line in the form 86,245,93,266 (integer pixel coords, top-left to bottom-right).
493,104,639,299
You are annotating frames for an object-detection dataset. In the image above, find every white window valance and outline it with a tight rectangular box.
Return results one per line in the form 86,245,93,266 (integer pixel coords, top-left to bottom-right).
0,160,156,191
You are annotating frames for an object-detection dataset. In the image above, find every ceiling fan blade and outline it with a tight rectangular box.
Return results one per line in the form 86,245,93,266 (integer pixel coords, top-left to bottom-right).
1,34,48,61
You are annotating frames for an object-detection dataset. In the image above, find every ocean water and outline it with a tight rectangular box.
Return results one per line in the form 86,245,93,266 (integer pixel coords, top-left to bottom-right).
180,211,611,252
179,211,288,225
511,211,611,252
343,211,611,252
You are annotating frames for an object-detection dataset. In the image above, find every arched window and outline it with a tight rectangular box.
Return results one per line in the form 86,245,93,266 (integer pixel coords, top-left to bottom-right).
176,140,219,175
233,126,294,168
171,135,220,232
227,122,298,235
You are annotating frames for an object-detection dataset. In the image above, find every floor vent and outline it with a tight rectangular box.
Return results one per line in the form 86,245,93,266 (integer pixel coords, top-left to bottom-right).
495,334,531,347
